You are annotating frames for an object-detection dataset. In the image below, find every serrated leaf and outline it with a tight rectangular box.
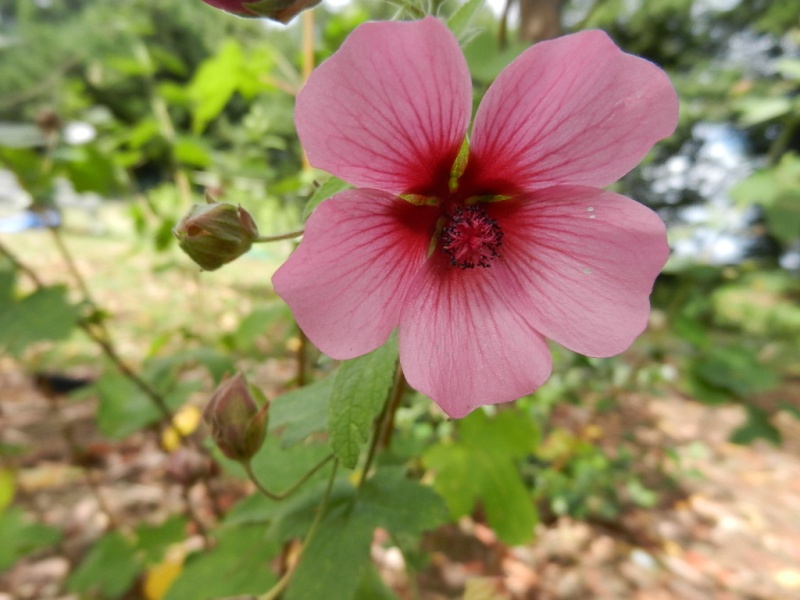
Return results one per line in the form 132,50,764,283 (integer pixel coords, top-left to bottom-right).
163,525,278,600
269,375,333,447
0,507,61,570
303,176,352,220
423,409,539,545
68,531,142,598
329,337,398,468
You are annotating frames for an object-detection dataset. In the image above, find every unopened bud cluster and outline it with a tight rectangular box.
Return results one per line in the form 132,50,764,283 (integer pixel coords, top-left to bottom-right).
173,199,259,271
203,373,269,462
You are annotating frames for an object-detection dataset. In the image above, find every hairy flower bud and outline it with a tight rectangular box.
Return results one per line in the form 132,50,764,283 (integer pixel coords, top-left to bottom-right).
203,373,269,462
173,199,259,271
198,0,322,23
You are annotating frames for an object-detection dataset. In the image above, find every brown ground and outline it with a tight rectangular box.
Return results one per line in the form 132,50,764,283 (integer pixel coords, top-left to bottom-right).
2,361,799,600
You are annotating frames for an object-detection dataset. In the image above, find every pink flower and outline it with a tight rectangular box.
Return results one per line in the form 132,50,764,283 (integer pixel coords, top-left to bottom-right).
273,17,678,418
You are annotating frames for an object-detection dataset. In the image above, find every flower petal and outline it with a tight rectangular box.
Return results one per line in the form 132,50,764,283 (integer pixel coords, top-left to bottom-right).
489,186,669,357
399,255,552,419
272,189,436,359
465,30,679,194
295,17,472,196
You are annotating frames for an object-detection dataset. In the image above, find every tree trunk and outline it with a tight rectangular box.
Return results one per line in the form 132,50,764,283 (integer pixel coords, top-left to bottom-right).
518,0,563,43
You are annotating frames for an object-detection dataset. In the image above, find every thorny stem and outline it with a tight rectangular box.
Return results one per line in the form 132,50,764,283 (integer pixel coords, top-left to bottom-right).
244,454,334,502
358,362,405,488
257,459,339,600
253,229,304,243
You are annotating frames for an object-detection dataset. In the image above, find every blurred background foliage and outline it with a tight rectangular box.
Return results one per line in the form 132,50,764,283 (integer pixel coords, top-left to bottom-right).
0,0,799,598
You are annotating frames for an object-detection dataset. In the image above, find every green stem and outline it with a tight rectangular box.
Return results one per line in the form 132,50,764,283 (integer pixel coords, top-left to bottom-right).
254,229,304,243
258,459,339,600
358,362,405,488
244,454,334,501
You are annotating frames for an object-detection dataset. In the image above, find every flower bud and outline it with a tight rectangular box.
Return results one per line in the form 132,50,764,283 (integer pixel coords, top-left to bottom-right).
199,0,322,23
203,373,269,462
173,199,259,271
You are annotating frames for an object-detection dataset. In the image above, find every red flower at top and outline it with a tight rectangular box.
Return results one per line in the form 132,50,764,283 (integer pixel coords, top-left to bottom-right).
273,17,679,418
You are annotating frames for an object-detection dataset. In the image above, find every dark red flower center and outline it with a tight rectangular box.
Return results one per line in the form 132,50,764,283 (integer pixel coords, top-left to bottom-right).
440,205,504,269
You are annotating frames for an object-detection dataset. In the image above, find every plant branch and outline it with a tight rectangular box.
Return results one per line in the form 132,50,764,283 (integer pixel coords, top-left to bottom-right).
244,454,334,501
254,229,304,243
358,361,405,488
0,238,175,422
258,458,339,600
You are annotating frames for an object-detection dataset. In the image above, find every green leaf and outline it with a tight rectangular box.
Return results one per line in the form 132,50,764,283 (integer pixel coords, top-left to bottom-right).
328,337,398,468
287,469,445,600
0,507,61,570
173,136,211,168
0,285,79,356
58,144,121,196
447,0,485,45
735,96,792,127
68,531,142,598
424,409,539,545
286,502,375,600
0,265,15,303
189,40,244,134
691,346,780,401
0,147,54,201
269,375,334,447
463,29,527,84
729,407,781,445
230,303,292,353
164,525,279,600
764,193,800,246
354,563,400,600
95,375,155,438
358,468,448,537
135,516,187,566
0,468,14,514
303,176,352,220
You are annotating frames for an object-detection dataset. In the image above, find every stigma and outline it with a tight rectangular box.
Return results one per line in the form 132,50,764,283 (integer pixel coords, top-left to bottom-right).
440,205,504,269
